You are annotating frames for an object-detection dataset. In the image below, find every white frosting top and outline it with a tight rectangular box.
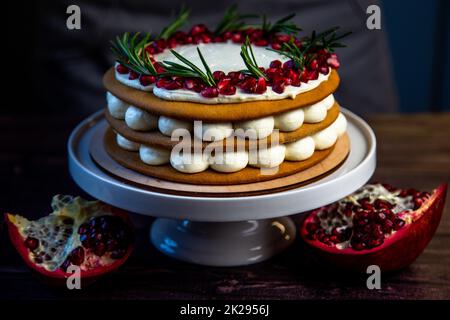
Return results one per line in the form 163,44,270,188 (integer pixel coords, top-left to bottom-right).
114,43,331,104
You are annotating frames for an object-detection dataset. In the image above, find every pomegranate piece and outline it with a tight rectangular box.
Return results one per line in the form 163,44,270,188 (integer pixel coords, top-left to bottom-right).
189,24,207,36
5,195,134,284
213,71,226,82
269,60,282,69
255,77,267,94
239,77,257,93
300,183,447,272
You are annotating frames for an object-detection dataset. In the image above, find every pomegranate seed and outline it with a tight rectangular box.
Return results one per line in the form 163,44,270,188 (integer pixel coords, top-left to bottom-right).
310,59,319,70
327,54,340,69
219,85,236,95
276,34,291,43
185,36,193,44
270,60,282,69
272,79,285,94
307,70,319,80
240,77,257,93
139,75,156,86
116,64,129,74
69,246,85,265
201,87,219,98
271,42,282,50
94,242,106,257
255,77,267,94
254,39,268,46
201,34,212,43
213,36,224,43
232,32,242,43
156,78,171,88
393,218,406,231
319,66,329,74
128,71,139,80
190,24,207,36
352,242,365,250
24,237,39,251
414,198,423,209
217,77,231,91
213,71,226,82
154,63,166,73
167,38,178,48
223,31,233,40
282,60,295,70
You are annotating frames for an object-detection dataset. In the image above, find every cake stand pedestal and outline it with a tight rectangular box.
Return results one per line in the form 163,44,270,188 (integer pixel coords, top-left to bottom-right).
68,108,376,266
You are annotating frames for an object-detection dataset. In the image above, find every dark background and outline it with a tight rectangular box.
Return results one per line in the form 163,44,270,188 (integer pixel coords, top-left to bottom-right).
3,0,449,117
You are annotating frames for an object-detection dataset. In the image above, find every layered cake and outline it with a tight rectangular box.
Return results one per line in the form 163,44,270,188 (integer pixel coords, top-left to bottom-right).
101,7,351,185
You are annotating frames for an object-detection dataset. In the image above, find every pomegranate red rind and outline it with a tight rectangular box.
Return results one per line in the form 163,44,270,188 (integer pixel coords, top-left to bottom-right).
300,183,447,272
5,195,134,284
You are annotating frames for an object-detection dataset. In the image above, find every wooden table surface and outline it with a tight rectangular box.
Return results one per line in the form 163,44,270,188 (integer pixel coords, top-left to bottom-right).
1,112,449,300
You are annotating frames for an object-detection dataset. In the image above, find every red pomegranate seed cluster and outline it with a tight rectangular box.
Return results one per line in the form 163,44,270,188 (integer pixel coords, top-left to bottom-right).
305,184,432,250
115,24,341,98
60,215,133,271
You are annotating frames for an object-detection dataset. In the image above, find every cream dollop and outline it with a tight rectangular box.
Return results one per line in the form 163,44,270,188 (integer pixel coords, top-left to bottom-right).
125,106,158,131
274,109,304,132
194,122,233,141
235,116,275,140
285,136,315,161
170,151,209,173
158,116,193,136
312,126,338,150
332,113,347,136
139,145,170,165
116,134,140,151
107,92,128,119
250,145,286,168
210,151,249,173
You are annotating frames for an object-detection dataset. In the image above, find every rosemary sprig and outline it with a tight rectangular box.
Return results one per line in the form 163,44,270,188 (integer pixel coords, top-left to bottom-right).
161,48,216,86
214,4,257,34
110,32,157,75
302,26,352,52
159,6,190,40
261,13,302,35
267,26,351,70
267,40,308,70
240,37,267,79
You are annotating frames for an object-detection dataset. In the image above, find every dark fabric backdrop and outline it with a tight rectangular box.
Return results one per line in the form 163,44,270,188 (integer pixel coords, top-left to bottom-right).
6,0,399,116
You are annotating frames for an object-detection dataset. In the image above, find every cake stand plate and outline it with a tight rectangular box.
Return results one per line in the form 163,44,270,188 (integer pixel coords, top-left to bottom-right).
68,108,376,266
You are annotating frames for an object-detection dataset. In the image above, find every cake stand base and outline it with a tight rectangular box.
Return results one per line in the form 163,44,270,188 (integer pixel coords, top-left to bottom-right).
150,217,296,266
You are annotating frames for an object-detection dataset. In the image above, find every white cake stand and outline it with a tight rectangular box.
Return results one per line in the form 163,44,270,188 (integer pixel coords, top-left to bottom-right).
68,108,376,266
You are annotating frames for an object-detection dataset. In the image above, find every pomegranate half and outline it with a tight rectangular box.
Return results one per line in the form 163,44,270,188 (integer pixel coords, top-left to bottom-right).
5,195,134,284
300,183,447,272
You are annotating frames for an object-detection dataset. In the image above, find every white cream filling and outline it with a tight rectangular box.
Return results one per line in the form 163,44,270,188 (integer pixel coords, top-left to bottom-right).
158,116,193,136
250,145,286,169
119,113,348,173
170,151,209,173
114,62,154,92
106,92,128,120
234,116,275,140
285,136,315,161
303,94,335,123
193,122,233,141
210,151,249,173
139,145,170,165
125,106,158,131
116,134,140,151
274,109,304,132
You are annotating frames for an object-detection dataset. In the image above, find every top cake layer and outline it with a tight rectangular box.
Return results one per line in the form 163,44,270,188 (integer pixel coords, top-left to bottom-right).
103,68,339,122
